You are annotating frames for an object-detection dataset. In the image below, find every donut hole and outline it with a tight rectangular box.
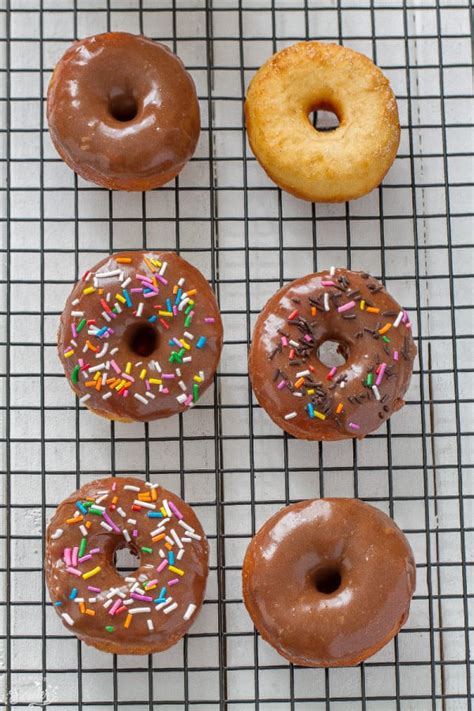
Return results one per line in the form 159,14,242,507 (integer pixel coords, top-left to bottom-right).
313,565,342,595
309,105,340,132
126,322,158,358
317,339,349,368
108,92,139,122
114,543,140,578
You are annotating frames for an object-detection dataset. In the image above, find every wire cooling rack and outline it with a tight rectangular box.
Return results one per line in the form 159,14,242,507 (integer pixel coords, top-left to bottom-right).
1,0,473,709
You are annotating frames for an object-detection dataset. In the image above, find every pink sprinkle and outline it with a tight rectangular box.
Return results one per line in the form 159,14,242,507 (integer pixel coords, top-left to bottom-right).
78,358,84,368
321,280,335,286
281,336,288,347
375,363,387,387
173,306,178,316
122,389,129,398
304,334,313,343
146,579,158,588
103,511,120,533
66,567,82,577
172,337,181,347
184,394,193,406
189,310,195,318
328,367,337,379
131,592,153,602
78,554,92,563
169,501,183,520
349,422,360,430
71,324,77,338
204,317,215,323
162,373,175,380
136,274,153,283
109,599,122,616
63,548,72,566
112,482,117,491
132,529,138,537
162,388,169,394
168,578,179,586
145,380,151,391
402,310,409,323
157,559,168,573
122,373,135,382
277,379,286,390
405,323,412,329
157,275,168,285
144,290,158,298
110,360,121,374
393,350,399,361
71,547,78,567
87,586,101,592
337,300,356,313
90,548,100,554
131,287,143,293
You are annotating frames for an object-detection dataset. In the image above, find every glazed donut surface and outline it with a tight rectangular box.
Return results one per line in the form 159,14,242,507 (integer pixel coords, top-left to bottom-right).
242,498,416,667
47,32,200,191
248,267,416,440
45,477,209,655
245,41,400,202
58,251,223,422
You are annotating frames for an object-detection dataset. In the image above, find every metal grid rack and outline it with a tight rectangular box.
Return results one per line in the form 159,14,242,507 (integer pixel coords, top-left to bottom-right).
1,0,473,709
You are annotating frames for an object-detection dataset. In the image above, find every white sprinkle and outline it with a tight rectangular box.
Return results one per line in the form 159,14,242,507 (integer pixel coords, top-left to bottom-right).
296,370,310,378
177,548,185,560
179,520,195,534
111,347,118,355
182,356,192,363
183,603,197,621
88,597,97,603
289,340,299,348
145,482,159,489
199,371,204,380
124,485,140,492
133,499,156,510
129,607,151,615
293,392,303,398
145,392,155,400
124,577,136,583
165,535,174,546
105,292,111,303
159,261,168,276
155,597,172,611
153,360,162,373
79,394,91,404
170,529,183,549
61,613,74,626
136,302,144,318
72,298,80,306
130,581,140,592
163,602,178,615
95,494,108,504
102,392,112,400
96,343,109,359
79,525,88,537
158,550,165,559
71,311,84,317
324,293,330,311
372,385,381,401
182,537,192,542
91,504,105,511
134,393,148,405
184,331,194,340
73,597,84,603
122,276,131,289
96,269,121,279
114,303,122,314
88,363,106,373
147,619,154,631
393,311,403,328
329,266,336,276
150,526,166,537
178,381,187,392
51,528,64,540
163,499,172,518
185,531,202,541
284,411,297,420
176,394,187,404
102,311,111,322
127,518,137,525
179,297,190,311
100,522,113,532
178,277,185,286
116,507,126,517
123,599,134,606
85,272,92,282
70,339,78,347
103,599,113,609
123,529,131,542
175,368,182,377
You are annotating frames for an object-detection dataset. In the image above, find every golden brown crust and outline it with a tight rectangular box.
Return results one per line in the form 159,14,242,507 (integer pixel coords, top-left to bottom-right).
245,41,400,202
242,498,416,667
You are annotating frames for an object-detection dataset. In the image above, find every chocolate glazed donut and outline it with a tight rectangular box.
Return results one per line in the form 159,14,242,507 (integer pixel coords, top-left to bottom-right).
47,33,200,191
242,499,416,667
248,267,417,440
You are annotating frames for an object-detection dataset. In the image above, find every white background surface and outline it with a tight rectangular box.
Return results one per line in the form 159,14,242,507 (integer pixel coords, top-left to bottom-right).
0,0,473,709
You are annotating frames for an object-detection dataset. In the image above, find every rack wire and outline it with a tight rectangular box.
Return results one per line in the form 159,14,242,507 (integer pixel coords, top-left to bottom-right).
1,0,473,709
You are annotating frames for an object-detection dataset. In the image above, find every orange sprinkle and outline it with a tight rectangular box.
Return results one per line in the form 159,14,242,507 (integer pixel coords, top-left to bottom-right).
138,492,151,501
85,521,92,528
185,289,197,297
336,403,344,414
66,515,83,524
378,323,392,335
116,257,132,263
311,306,317,316
366,307,380,314
124,613,132,629
79,602,86,614
85,340,99,352
112,496,118,504
98,288,104,295
85,608,96,616
144,256,156,273
294,377,305,389
152,533,166,543
164,543,172,551
151,487,158,501
95,379,101,391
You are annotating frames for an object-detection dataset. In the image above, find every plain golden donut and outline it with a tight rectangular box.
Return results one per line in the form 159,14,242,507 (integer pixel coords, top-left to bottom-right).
245,41,400,202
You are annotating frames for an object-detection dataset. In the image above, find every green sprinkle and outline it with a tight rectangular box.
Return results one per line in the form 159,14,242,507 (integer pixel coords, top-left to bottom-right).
105,625,114,633
178,348,186,358
88,506,103,515
184,315,193,328
78,537,87,558
185,304,193,315
193,383,199,402
382,336,390,343
71,365,80,384
141,546,153,554
83,501,93,508
366,373,373,386
76,318,86,333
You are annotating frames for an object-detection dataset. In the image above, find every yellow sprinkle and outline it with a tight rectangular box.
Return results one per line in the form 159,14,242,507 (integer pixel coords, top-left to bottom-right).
64,350,74,358
168,565,184,576
158,311,173,317
151,259,162,267
93,371,101,381
149,378,162,385
314,411,326,421
124,613,132,629
336,403,344,414
160,506,167,516
140,369,147,380
82,566,101,580
378,323,392,335
115,379,127,392
83,287,95,295
179,339,191,350
359,300,365,310
116,293,126,304
125,362,132,375
306,389,314,395
193,375,203,383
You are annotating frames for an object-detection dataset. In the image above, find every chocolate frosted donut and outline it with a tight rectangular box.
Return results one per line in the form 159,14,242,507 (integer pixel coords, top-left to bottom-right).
248,267,416,440
58,251,223,422
46,477,208,655
47,33,200,191
242,498,416,667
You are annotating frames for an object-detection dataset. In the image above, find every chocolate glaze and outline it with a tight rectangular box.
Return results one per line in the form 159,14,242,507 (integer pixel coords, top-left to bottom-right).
58,251,223,422
47,32,200,191
242,498,416,667
45,477,209,655
248,268,417,440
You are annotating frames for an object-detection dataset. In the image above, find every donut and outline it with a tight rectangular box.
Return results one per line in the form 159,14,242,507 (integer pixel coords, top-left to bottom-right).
47,32,200,191
245,41,400,202
45,477,209,655
242,498,416,667
248,267,416,440
58,251,223,422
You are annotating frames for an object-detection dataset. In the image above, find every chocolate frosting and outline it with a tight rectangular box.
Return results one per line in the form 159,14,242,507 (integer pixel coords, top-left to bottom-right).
242,498,416,667
57,251,223,422
47,32,200,190
248,268,417,440
45,477,209,655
